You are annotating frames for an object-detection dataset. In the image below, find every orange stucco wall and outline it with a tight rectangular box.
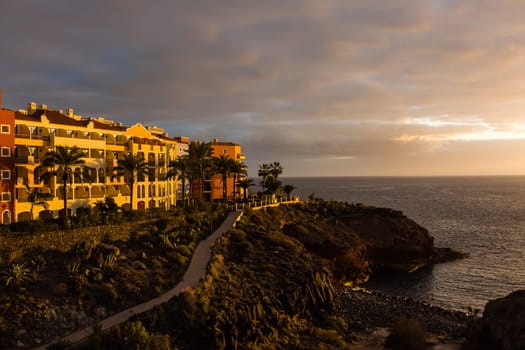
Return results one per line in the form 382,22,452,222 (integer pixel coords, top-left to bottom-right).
0,108,16,223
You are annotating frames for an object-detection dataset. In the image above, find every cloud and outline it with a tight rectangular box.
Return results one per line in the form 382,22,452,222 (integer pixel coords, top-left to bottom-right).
1,1,525,175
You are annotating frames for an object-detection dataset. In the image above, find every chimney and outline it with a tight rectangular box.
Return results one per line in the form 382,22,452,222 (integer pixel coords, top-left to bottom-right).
40,104,47,110
67,108,74,118
27,102,37,114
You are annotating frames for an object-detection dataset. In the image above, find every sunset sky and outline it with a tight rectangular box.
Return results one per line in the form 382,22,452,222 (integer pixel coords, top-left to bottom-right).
1,0,525,176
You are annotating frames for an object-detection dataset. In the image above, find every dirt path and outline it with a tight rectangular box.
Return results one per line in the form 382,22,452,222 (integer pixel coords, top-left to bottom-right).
33,210,243,350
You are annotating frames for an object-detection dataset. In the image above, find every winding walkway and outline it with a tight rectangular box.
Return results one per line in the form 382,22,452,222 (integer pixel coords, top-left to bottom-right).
34,210,243,350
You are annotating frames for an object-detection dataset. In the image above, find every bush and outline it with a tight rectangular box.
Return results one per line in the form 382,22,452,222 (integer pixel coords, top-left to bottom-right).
124,320,150,350
385,318,426,350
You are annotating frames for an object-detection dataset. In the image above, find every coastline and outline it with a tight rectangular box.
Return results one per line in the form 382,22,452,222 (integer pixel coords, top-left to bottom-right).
336,286,471,344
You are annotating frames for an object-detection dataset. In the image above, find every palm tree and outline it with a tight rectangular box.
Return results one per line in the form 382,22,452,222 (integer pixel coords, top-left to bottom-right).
258,163,272,192
282,184,296,200
38,146,86,222
167,155,190,208
24,183,53,220
114,153,147,211
230,160,247,202
189,141,212,200
238,178,255,202
258,161,283,194
213,154,235,203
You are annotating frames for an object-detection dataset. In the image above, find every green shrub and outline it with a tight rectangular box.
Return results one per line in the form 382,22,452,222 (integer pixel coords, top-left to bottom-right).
30,254,47,273
72,238,97,261
124,320,150,350
149,334,171,350
385,318,426,350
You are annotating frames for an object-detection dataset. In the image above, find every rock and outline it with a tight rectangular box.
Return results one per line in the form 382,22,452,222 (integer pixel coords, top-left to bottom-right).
432,247,467,264
283,204,436,273
464,290,525,350
15,340,25,347
99,243,120,257
132,260,147,270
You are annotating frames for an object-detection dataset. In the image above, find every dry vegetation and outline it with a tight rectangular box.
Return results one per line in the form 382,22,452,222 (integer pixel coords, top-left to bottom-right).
0,203,227,349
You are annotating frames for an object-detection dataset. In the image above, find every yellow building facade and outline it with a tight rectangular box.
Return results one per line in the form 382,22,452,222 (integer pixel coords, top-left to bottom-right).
11,102,189,222
208,140,246,202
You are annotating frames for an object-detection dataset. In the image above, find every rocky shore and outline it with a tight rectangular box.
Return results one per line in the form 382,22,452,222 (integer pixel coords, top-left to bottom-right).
336,287,472,343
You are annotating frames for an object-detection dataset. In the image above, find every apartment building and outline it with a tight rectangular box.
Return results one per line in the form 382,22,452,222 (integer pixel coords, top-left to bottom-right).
208,139,246,202
0,93,16,224
1,97,189,223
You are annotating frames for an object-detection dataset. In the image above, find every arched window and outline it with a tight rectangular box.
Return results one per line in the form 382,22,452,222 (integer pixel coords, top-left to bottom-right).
98,168,105,184
2,210,11,225
74,167,81,183
34,168,40,184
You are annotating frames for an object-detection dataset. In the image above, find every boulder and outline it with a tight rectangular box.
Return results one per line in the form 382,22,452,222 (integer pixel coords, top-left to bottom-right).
99,243,120,257
132,261,147,270
464,290,525,350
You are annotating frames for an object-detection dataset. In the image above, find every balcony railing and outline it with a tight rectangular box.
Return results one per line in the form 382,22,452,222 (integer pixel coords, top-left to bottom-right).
15,133,31,139
15,156,38,164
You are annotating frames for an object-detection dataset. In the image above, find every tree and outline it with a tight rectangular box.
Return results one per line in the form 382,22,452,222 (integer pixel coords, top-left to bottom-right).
258,161,283,194
38,146,86,223
282,184,296,200
94,196,118,224
238,178,255,202
188,141,212,200
114,153,147,211
24,183,53,220
167,155,191,208
230,160,247,202
213,154,235,203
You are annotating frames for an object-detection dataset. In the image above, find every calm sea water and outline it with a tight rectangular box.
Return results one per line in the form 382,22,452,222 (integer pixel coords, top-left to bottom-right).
282,176,525,312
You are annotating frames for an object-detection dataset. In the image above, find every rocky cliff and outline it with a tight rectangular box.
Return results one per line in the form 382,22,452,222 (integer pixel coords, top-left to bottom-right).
272,201,444,283
465,290,525,350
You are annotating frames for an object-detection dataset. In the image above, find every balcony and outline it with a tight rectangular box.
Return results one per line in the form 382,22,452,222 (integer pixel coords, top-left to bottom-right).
15,156,38,165
16,177,28,186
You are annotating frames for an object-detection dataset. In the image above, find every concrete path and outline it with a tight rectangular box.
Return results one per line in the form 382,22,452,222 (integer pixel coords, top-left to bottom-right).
34,210,243,350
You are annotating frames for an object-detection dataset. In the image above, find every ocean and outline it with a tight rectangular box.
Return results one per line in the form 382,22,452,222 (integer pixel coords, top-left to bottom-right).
281,176,525,312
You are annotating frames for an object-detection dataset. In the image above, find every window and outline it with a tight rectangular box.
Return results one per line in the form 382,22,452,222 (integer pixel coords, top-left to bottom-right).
1,125,10,134
1,147,10,157
1,192,11,202
223,149,228,154
1,170,10,180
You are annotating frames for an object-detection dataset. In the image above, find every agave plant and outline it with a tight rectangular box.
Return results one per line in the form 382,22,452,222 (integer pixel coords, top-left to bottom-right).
0,262,34,290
